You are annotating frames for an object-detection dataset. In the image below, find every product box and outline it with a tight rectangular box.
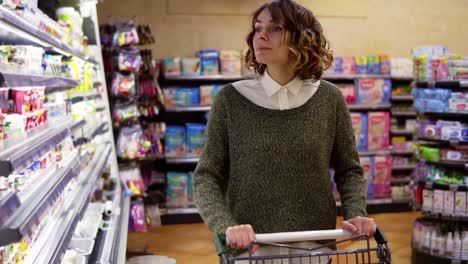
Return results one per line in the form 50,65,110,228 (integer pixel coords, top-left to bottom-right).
220,50,241,75
359,156,373,198
200,85,224,106
444,191,455,215
163,57,181,76
350,113,368,151
336,84,356,104
422,189,433,212
372,155,392,199
342,57,356,75
380,55,391,75
163,87,200,107
455,192,466,215
197,49,219,75
165,126,186,157
356,79,391,105
186,123,206,157
367,55,381,74
367,112,390,151
166,172,188,208
355,56,368,74
181,57,201,75
433,190,444,213
187,172,195,206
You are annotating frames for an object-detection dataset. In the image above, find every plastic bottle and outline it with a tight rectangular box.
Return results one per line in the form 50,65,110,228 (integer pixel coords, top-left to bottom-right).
438,233,446,256
454,232,462,258
446,232,454,257
462,231,468,259
431,230,439,255
423,229,431,253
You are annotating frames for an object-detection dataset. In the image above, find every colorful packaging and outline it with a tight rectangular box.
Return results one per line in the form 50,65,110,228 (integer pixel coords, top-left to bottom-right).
165,126,186,157
118,47,142,71
166,172,188,208
341,57,356,75
433,190,444,213
163,58,181,76
431,57,449,81
367,56,381,74
163,88,200,107
422,189,433,212
0,88,9,113
187,172,195,206
440,149,464,162
12,87,34,114
359,157,373,198
367,112,390,151
197,49,219,75
200,85,224,106
111,73,136,97
350,113,368,151
130,200,147,232
220,50,241,75
455,192,466,215
444,191,455,215
181,58,201,75
355,56,368,74
413,55,431,81
186,123,206,157
419,146,440,162
380,55,391,75
356,79,391,105
336,84,356,104
333,56,343,74
372,155,392,199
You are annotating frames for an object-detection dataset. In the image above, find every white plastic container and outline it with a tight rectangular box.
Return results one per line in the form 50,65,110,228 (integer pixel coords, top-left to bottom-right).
69,239,95,260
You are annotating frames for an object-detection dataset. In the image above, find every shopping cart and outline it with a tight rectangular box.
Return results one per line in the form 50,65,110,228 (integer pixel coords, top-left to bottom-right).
215,227,391,264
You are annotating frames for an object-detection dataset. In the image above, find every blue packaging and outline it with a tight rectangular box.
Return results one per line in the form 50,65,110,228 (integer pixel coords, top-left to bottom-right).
334,56,343,74
165,126,186,157
197,49,220,75
359,156,374,199
166,172,188,208
176,88,200,106
461,128,468,142
351,113,368,151
186,123,206,157
426,99,448,112
367,56,381,74
414,98,426,112
187,172,194,206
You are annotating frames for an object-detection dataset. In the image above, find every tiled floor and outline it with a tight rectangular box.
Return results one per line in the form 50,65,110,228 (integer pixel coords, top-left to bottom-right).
127,211,421,263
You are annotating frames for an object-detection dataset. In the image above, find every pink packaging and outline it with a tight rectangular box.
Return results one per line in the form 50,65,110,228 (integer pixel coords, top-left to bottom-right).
373,155,392,198
12,87,34,114
367,112,390,151
0,88,9,113
33,87,46,110
359,157,373,198
342,57,356,75
337,84,356,104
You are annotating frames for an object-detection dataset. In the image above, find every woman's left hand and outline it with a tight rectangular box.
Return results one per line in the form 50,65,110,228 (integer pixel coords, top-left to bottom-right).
341,216,377,238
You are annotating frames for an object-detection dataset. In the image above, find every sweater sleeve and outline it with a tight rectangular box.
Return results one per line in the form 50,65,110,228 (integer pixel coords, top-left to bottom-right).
193,88,238,233
331,91,368,220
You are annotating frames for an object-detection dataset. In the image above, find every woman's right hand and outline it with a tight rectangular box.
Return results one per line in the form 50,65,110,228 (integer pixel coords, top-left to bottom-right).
226,224,259,253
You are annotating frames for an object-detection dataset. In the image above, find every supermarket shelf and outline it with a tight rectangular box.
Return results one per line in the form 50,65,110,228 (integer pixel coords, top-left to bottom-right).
415,79,468,89
421,211,468,222
163,74,254,82
419,180,468,192
412,247,466,264
391,149,415,155
0,152,81,246
348,104,391,111
166,157,199,164
0,6,94,63
337,198,411,214
0,191,20,226
322,73,391,80
418,136,468,145
114,195,130,263
70,91,101,103
391,111,417,117
390,128,414,135
358,150,391,156
0,72,80,88
165,106,211,112
70,118,86,132
422,160,468,171
25,145,111,264
0,123,71,176
391,95,414,101
390,76,414,81
421,111,468,119
392,164,417,171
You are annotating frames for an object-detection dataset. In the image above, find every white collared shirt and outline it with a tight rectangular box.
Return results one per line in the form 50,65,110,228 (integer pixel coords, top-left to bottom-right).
232,71,320,110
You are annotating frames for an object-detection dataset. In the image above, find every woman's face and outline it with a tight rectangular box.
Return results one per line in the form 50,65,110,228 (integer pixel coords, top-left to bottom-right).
253,9,290,67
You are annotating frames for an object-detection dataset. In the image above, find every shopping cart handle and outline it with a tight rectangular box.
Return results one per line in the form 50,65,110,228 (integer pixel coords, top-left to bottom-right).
215,226,388,255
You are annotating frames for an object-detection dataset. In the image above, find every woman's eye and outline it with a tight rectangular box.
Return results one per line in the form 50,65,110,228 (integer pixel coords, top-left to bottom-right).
274,26,283,32
254,26,262,32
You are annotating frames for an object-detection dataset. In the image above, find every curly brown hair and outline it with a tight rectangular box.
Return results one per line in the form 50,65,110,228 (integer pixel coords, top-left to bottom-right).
245,0,333,81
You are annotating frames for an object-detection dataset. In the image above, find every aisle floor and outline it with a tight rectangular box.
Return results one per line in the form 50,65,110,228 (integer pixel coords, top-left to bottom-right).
128,211,420,263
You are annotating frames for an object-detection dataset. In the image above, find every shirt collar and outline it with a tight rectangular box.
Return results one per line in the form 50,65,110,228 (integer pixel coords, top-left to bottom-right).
260,70,303,97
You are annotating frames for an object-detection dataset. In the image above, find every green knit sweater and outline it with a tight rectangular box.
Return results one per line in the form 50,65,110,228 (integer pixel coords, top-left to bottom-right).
193,80,367,235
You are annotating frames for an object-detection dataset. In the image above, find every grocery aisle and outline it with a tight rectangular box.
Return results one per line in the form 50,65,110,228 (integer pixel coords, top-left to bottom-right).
127,212,421,263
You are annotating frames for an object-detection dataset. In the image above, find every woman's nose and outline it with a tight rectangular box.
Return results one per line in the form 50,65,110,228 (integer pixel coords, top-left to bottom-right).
257,31,268,41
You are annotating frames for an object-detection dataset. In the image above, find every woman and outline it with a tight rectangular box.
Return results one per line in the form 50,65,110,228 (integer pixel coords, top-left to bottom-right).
193,0,376,257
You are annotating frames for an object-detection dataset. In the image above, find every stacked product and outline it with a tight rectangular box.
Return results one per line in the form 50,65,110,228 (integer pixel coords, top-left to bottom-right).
413,45,468,81
325,55,391,76
163,49,243,76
